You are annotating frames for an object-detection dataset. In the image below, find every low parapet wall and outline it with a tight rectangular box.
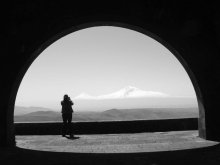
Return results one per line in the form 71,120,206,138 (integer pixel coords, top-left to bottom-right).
15,118,198,135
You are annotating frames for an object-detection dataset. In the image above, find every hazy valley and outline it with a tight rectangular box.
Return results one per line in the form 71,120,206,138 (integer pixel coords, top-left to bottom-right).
14,106,198,122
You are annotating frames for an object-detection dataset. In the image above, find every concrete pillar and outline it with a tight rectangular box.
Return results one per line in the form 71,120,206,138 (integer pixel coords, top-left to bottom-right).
0,75,16,147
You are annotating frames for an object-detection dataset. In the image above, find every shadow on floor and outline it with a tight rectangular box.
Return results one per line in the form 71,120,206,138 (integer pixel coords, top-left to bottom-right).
1,143,220,165
64,135,80,140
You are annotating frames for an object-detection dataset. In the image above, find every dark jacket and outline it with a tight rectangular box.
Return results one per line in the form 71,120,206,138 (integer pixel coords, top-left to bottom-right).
61,99,73,114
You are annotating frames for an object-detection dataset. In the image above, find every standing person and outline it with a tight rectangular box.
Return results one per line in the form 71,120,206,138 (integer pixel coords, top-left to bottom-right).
61,94,74,138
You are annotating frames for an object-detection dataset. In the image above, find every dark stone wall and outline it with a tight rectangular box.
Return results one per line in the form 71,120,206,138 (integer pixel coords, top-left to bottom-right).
15,118,198,135
3,1,220,147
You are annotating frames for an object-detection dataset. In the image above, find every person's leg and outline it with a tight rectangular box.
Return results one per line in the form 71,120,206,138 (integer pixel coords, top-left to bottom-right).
67,114,73,137
62,114,68,136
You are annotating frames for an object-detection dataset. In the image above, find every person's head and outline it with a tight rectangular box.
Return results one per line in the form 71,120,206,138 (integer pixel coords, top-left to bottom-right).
63,94,68,100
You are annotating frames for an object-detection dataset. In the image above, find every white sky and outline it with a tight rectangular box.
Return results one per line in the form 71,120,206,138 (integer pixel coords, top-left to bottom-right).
15,26,197,111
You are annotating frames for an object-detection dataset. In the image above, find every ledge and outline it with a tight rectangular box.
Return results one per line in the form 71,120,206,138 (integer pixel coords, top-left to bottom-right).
15,118,198,135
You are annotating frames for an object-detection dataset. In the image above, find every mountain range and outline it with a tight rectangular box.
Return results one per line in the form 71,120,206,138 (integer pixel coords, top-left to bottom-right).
14,106,199,122
71,86,197,111
74,86,169,100
15,86,197,112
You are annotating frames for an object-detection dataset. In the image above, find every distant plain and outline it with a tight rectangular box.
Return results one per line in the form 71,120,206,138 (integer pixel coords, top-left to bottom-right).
14,106,198,123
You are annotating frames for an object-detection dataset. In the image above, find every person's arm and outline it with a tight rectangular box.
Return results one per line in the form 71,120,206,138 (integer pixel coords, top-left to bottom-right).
70,101,74,113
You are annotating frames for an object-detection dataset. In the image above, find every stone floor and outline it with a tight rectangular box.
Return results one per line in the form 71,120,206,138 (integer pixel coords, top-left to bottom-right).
16,131,218,153
1,131,220,165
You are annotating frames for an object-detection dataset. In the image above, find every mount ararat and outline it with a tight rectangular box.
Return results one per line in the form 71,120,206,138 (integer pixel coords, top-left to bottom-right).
74,86,169,100
72,86,197,111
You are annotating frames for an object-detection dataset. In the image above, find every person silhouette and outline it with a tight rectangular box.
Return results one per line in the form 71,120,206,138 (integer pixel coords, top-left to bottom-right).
61,94,74,138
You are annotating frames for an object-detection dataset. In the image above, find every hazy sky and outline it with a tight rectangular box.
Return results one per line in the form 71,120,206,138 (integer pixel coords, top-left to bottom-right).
15,26,197,110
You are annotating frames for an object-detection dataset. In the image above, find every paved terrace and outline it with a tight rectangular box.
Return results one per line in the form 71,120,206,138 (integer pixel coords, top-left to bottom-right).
1,131,220,165
16,131,217,153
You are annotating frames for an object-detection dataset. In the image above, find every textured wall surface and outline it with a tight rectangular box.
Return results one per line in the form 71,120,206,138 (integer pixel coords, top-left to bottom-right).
3,1,220,147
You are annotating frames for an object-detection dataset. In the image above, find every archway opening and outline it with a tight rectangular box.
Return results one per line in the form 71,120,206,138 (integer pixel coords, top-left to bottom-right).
13,24,211,153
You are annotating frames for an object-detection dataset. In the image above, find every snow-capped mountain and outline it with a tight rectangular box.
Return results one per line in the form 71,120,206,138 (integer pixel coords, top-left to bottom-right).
74,86,169,100
74,93,94,99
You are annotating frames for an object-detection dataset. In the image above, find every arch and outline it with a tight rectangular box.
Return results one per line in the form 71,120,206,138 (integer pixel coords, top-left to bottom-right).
11,21,205,143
